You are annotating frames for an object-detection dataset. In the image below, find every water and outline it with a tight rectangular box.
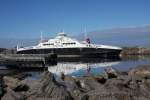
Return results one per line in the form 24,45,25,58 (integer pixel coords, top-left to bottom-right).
48,56,150,77
0,56,150,79
48,61,120,76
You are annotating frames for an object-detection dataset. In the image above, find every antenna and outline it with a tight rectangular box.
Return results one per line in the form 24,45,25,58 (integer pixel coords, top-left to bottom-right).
61,29,64,33
84,27,87,40
40,31,43,43
16,44,19,50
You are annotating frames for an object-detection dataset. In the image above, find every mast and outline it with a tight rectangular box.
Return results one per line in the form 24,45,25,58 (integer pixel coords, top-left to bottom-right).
16,45,19,51
40,31,43,43
84,27,90,44
62,29,64,33
84,27,87,41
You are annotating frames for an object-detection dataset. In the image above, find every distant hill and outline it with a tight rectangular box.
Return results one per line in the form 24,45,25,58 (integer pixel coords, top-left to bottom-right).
78,25,150,47
0,38,39,48
0,25,150,48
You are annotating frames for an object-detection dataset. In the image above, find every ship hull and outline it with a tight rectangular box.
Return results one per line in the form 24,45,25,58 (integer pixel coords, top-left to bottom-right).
17,48,122,58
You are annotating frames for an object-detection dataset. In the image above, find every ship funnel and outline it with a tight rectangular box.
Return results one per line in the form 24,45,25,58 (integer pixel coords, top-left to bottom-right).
58,32,67,36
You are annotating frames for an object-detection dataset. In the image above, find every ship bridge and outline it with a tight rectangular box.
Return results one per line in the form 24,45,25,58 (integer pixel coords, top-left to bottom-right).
39,32,85,48
57,32,67,37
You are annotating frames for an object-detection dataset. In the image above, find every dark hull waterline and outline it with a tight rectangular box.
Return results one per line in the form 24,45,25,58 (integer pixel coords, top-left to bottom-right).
17,48,122,58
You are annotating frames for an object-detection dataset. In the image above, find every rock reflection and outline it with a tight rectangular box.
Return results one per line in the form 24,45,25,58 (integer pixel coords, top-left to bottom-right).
121,55,150,61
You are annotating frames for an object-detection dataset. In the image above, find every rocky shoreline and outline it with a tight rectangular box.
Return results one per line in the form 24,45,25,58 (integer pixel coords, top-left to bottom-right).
1,64,150,100
121,47,150,55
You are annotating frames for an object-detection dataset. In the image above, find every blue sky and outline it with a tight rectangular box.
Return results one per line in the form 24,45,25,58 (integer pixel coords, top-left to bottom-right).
0,0,150,39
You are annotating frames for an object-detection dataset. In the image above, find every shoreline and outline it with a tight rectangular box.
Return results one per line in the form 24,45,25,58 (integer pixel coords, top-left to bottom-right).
121,47,150,56
1,64,150,100
0,46,150,100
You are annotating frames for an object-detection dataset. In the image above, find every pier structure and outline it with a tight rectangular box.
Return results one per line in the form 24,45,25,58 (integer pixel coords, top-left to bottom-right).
0,53,57,68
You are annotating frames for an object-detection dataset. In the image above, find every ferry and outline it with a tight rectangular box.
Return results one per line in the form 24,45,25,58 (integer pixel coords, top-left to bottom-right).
17,32,122,58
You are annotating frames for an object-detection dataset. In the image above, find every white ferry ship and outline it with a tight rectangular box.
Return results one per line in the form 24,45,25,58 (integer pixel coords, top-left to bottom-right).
17,32,122,58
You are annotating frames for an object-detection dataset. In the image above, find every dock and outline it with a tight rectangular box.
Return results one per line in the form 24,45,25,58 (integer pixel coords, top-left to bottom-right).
0,54,57,68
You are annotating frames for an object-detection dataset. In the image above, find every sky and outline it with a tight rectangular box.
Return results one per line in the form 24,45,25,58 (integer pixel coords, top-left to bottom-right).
0,0,150,39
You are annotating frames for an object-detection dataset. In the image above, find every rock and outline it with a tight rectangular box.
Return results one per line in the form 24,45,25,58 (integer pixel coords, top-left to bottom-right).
0,76,5,98
2,91,16,100
144,79,150,90
77,76,104,91
129,65,150,78
62,75,84,99
121,47,150,55
28,71,73,100
13,84,29,92
60,72,65,81
3,76,21,90
81,91,132,100
80,94,89,100
80,76,150,100
2,90,27,100
21,79,39,91
104,67,118,79
2,65,150,100
137,79,150,99
104,78,128,92
93,75,106,84
11,91,27,100
2,76,30,100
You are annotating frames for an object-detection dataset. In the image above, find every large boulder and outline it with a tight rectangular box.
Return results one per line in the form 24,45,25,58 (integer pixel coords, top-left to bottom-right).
2,76,30,100
28,71,73,100
128,65,150,78
2,65,150,100
79,76,150,100
2,90,27,100
0,76,5,98
3,76,21,91
104,67,118,79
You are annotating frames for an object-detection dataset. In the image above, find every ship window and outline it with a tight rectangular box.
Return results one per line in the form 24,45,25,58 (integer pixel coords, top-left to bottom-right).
63,42,76,45
43,43,54,46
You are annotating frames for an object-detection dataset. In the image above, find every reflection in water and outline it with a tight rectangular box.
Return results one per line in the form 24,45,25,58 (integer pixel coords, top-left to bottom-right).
48,61,120,76
48,56,150,77
1,56,150,78
0,67,44,80
121,55,150,61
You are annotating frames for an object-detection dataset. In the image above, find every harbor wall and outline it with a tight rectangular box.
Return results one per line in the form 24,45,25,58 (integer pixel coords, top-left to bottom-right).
121,47,150,55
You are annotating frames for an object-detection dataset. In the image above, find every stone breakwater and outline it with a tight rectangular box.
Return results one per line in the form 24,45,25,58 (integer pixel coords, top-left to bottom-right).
1,65,150,100
121,47,150,55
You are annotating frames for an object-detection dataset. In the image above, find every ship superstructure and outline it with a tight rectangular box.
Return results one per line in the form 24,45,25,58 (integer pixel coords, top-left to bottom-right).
17,32,122,58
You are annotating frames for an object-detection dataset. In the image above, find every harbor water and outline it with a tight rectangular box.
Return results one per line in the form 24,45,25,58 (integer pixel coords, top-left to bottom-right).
1,56,150,80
